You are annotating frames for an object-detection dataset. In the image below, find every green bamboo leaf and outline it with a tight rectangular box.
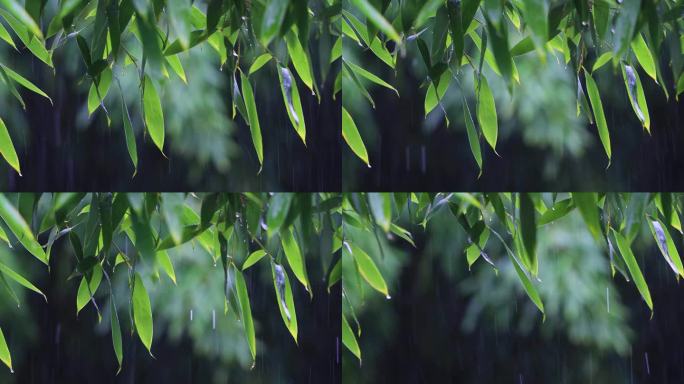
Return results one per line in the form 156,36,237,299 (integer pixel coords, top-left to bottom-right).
281,227,311,293
155,251,176,284
242,249,267,270
132,273,153,355
621,64,650,132
260,0,288,46
110,300,123,374
509,250,545,315
328,259,341,290
648,218,684,277
142,75,165,153
612,0,641,61
278,66,306,145
538,198,574,225
240,72,264,170
0,0,42,39
87,67,112,115
0,261,45,300
76,263,103,314
368,193,391,232
349,0,400,43
425,71,451,116
0,118,20,175
342,107,370,167
165,54,187,83
476,74,498,152
0,9,51,66
414,0,445,29
519,193,537,273
234,267,256,363
345,60,398,96
0,194,47,264
0,21,15,49
522,0,548,44
249,53,272,75
346,242,389,298
271,261,298,342
572,192,602,241
0,326,10,373
285,29,314,93
463,101,483,176
612,229,653,311
342,315,361,362
484,14,514,85
584,71,611,163
592,52,612,72
267,193,293,237
631,33,657,82
592,0,609,39
120,95,138,176
0,64,51,103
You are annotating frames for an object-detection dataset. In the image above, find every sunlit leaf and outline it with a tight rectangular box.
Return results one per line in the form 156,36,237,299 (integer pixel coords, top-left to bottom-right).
342,107,370,167
0,118,20,175
345,242,389,298
0,327,11,372
76,263,103,314
242,249,268,270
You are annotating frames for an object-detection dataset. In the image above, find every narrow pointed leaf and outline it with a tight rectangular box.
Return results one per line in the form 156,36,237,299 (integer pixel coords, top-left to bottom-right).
345,242,388,297
0,327,11,372
234,267,256,362
342,107,370,167
349,0,400,43
240,72,263,169
584,71,611,162
476,75,498,151
110,301,123,374
142,75,165,153
281,228,311,292
0,194,47,264
572,192,602,241
132,273,153,354
242,249,267,270
342,315,361,361
0,118,20,175
278,66,306,144
612,229,653,311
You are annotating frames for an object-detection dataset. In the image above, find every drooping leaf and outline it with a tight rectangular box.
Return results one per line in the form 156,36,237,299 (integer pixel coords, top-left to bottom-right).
0,261,45,300
249,53,272,75
0,118,20,175
648,219,684,277
234,267,256,363
87,67,113,115
142,75,165,153
349,0,400,43
281,227,311,293
267,193,293,238
612,229,653,311
368,193,391,232
271,261,298,342
631,33,657,82
110,300,123,374
463,101,483,176
0,64,51,103
476,74,498,152
342,107,370,167
0,327,11,372
0,194,47,264
345,242,389,298
584,71,611,163
278,66,306,144
76,263,103,314
342,315,361,362
519,193,537,274
132,273,153,355
242,249,267,270
572,192,602,241
285,29,314,93
240,72,264,170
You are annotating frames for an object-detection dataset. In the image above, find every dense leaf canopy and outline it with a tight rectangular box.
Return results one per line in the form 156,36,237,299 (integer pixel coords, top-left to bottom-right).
342,0,684,174
342,192,684,361
0,192,341,373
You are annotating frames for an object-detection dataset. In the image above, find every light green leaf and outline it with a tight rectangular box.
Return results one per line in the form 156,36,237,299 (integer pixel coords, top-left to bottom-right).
425,71,451,116
345,60,398,96
349,0,400,43
592,52,612,72
243,249,267,270
132,273,153,355
584,71,611,163
522,0,548,44
631,33,657,82
0,21,16,49
110,301,123,374
0,261,45,300
278,66,306,145
0,327,11,372
0,118,20,175
0,194,47,264
510,250,545,315
142,75,165,153
538,198,574,225
76,263,103,314
476,74,498,152
0,0,42,39
621,64,650,132
155,251,176,284
87,67,112,115
281,228,311,293
342,107,370,167
648,219,684,277
342,315,361,362
240,72,263,170
249,53,272,75
463,101,482,176
368,193,391,232
165,54,187,83
346,242,389,298
285,29,314,93
572,192,602,241
612,229,653,311
234,267,256,362
0,64,51,103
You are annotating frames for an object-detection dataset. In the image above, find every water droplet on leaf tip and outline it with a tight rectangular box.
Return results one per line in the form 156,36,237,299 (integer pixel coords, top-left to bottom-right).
385,294,391,300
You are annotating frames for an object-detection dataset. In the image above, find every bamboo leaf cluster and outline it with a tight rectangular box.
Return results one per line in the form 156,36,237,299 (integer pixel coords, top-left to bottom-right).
0,192,341,373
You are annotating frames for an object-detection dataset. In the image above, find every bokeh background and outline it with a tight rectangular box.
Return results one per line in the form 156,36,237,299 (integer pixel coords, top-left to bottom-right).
0,213,340,383
0,23,340,191
343,196,684,383
342,35,683,191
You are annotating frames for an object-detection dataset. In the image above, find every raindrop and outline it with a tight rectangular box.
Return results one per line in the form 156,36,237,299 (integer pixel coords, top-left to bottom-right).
385,294,392,300
190,309,193,321
212,309,216,330
606,287,610,313
645,352,650,375
420,145,427,174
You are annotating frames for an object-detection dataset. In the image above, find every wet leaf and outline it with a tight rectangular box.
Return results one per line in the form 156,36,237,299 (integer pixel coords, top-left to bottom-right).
592,52,612,72
271,261,298,342
345,242,388,298
584,71,611,163
87,67,112,115
612,229,653,311
538,198,574,225
510,250,545,315
0,21,15,49
0,64,51,103
249,53,272,75
76,263,103,314
572,192,602,241
281,227,311,293
622,64,650,131
267,193,293,237
0,118,20,175
342,315,361,362
349,0,400,43
242,249,268,270
0,194,47,264
0,261,45,300
0,327,11,372
476,74,498,152
612,0,641,61
234,267,256,362
240,72,264,170
648,219,684,277
342,107,370,167
110,300,123,374
631,33,657,82
425,71,452,116
519,193,537,273
522,0,548,44
0,0,43,39
142,75,165,153
120,96,138,176
285,29,314,93
463,101,483,176
155,251,176,284
368,193,391,232
132,273,153,355
345,60,398,96
165,54,187,83
0,9,51,66
278,66,306,144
